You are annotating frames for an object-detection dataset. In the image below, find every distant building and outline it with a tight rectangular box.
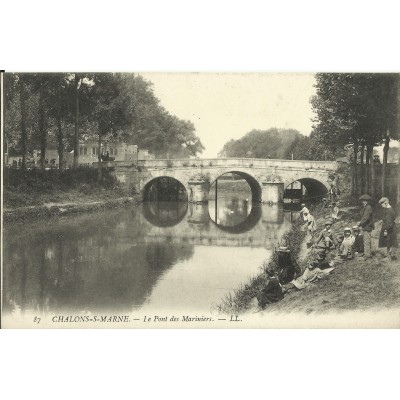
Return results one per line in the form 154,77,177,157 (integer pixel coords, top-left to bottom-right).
6,139,154,168
65,140,154,166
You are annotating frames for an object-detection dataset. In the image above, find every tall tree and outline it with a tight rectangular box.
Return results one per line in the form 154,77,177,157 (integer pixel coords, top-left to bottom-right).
311,73,399,197
45,74,71,170
90,73,133,178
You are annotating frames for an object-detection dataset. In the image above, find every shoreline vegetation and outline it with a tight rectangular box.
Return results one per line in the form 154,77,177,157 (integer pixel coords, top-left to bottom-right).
217,200,400,315
3,197,139,222
3,167,140,221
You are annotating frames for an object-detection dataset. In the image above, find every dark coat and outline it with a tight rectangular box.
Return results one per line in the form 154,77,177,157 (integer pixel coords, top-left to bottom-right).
277,252,301,285
353,234,364,253
256,278,284,308
359,204,374,232
379,207,398,248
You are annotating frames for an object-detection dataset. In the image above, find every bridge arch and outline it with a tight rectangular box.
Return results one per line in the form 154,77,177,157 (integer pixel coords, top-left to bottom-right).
142,176,188,202
284,177,328,202
209,170,262,202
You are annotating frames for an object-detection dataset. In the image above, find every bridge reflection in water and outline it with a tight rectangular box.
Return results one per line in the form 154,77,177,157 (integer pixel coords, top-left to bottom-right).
3,198,294,316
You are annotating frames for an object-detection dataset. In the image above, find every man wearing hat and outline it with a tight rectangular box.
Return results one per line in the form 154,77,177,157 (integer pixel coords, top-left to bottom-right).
313,218,338,250
276,246,301,285
358,194,374,259
378,197,397,260
352,225,364,255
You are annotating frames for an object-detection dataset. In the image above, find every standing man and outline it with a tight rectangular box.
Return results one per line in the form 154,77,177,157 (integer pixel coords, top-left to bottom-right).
378,197,397,260
358,194,374,259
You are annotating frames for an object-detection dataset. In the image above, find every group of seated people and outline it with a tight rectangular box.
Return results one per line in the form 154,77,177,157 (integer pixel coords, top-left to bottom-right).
313,219,364,261
256,216,365,309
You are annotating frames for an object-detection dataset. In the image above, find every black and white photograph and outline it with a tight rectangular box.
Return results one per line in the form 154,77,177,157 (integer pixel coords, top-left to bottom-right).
2,71,399,328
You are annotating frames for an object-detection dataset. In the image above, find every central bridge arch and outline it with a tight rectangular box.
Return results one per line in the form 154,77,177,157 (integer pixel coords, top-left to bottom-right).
208,170,262,203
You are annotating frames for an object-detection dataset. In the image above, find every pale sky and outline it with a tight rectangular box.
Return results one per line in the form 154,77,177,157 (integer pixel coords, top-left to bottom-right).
140,72,317,158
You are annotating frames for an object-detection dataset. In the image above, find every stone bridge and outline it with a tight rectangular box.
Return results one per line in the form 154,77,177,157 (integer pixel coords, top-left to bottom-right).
110,158,338,203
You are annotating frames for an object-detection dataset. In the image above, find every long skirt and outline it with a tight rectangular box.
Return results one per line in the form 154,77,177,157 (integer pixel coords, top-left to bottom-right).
378,226,398,248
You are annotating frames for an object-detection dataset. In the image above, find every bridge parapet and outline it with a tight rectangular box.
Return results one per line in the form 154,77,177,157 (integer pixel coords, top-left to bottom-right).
135,158,337,171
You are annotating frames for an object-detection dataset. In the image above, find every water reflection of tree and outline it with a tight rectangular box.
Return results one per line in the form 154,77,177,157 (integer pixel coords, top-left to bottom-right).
3,208,194,314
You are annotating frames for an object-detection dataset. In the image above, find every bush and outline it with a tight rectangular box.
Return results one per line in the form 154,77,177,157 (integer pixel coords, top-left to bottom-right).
5,166,121,193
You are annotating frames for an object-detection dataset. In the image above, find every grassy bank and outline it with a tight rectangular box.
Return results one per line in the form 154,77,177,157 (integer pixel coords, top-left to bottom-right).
3,167,140,221
217,200,400,315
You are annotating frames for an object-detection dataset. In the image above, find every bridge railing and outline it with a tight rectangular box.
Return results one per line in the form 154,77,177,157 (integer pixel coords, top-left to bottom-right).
129,158,337,170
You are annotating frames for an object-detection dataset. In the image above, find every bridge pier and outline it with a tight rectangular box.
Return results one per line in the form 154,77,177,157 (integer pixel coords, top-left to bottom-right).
188,179,210,204
261,181,284,204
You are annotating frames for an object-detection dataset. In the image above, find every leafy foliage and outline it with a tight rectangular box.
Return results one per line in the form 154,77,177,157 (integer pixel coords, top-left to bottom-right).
220,128,305,159
219,128,340,160
4,72,204,167
311,73,399,149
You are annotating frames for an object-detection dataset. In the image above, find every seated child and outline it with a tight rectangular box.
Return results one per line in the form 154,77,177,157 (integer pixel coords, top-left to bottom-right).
314,219,338,251
338,227,355,259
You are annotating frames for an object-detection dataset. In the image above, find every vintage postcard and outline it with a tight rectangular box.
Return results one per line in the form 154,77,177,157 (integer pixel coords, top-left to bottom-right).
1,71,399,328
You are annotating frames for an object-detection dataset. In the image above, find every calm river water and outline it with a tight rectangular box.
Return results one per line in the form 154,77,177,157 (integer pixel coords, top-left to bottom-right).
3,192,296,316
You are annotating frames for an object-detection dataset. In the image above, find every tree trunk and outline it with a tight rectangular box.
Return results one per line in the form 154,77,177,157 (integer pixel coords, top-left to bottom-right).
382,134,390,196
19,77,27,171
369,145,376,198
365,145,371,194
38,82,46,172
97,134,102,181
57,115,64,171
352,142,358,196
73,74,80,168
360,145,365,193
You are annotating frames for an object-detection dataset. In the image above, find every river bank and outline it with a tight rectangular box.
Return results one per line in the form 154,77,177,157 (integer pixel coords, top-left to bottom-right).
217,200,400,315
3,167,141,222
3,196,140,222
